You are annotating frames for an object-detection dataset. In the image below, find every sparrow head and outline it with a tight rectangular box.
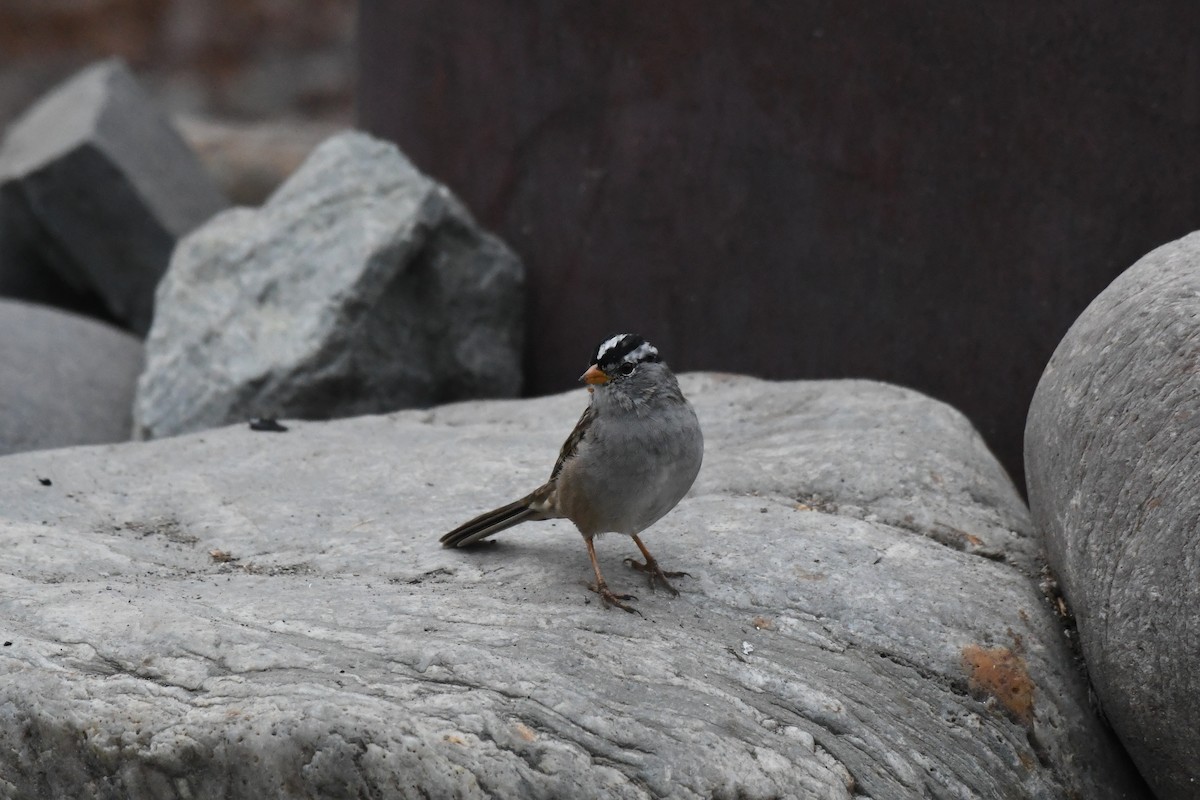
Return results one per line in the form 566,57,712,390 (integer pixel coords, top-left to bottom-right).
580,333,661,386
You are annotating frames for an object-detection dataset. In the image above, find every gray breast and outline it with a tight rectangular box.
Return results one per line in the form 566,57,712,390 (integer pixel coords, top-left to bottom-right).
557,400,703,536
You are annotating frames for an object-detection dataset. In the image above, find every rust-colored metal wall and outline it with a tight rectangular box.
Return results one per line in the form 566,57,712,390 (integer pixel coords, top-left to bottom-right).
358,2,1200,488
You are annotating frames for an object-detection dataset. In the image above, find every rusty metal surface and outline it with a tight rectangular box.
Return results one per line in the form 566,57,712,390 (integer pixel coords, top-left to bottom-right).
358,1,1200,488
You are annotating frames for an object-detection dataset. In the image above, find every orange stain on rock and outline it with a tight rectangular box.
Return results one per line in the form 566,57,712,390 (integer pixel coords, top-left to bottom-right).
962,644,1035,725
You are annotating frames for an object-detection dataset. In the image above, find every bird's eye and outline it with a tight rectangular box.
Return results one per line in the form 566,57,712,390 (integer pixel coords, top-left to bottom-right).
619,362,636,376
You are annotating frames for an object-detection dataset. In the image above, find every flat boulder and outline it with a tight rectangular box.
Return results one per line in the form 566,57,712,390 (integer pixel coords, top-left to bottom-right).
0,376,1143,798
133,131,525,440
0,299,142,456
0,59,228,335
1026,230,1200,800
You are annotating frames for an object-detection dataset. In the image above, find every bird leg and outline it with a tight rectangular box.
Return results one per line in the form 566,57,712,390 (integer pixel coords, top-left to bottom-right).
623,534,688,596
586,537,640,614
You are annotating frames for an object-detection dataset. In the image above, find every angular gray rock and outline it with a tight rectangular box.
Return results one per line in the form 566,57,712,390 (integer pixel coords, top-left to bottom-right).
0,59,228,335
0,299,143,456
0,376,1144,798
1026,230,1200,800
133,130,525,440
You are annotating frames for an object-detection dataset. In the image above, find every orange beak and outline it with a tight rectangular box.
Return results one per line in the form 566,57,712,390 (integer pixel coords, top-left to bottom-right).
580,364,609,385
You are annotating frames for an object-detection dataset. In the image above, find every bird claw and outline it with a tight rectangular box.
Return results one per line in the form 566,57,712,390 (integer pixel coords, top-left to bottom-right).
622,558,687,595
589,582,642,614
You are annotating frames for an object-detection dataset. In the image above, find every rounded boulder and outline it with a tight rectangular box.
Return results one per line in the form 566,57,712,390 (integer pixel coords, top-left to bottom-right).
1026,230,1200,799
0,299,143,455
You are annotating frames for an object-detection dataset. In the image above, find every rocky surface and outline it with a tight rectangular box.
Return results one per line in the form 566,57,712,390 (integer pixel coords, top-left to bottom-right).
134,130,526,441
0,59,228,335
1026,230,1200,800
0,375,1144,798
0,299,143,457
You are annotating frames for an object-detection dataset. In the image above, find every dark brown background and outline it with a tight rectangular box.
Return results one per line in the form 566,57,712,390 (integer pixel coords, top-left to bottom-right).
360,2,1200,489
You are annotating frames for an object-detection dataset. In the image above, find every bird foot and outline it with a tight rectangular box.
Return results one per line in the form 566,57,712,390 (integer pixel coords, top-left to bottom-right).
623,558,688,596
589,582,642,615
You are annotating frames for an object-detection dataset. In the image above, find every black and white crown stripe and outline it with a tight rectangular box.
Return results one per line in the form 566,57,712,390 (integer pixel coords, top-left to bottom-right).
593,334,660,371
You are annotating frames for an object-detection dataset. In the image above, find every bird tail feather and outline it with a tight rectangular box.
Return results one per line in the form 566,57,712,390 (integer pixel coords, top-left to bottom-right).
439,494,544,548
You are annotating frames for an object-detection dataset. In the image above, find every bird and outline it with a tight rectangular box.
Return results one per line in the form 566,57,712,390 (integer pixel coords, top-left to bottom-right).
439,333,704,613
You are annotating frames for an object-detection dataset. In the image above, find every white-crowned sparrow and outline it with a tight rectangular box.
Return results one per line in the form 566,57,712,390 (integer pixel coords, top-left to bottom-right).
440,334,704,613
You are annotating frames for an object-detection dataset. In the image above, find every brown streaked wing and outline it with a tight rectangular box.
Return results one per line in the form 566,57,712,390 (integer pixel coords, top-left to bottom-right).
550,405,594,480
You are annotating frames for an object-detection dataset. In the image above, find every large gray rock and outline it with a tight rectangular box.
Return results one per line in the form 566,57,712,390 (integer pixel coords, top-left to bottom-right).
0,299,142,456
133,131,525,440
1026,230,1200,800
0,376,1144,798
0,59,229,335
